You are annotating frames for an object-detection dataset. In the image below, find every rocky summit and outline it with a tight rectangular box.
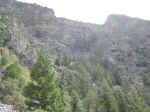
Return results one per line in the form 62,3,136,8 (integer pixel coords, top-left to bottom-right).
1,0,150,78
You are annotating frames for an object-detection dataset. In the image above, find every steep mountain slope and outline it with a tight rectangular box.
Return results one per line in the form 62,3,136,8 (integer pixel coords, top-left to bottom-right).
1,0,150,77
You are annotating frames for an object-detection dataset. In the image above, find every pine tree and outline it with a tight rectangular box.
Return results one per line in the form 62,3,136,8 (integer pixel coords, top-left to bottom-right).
0,16,8,46
70,90,85,112
113,85,129,112
100,78,119,112
127,87,150,112
24,48,64,112
83,89,99,112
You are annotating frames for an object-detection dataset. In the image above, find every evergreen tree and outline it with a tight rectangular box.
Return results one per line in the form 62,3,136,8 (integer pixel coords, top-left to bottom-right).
127,87,150,112
70,90,85,112
100,78,119,112
0,16,8,46
113,85,129,112
24,48,64,112
83,89,99,112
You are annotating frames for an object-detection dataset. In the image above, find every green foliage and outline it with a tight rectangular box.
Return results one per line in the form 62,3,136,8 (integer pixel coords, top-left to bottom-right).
63,91,72,112
1,16,8,25
2,47,9,57
0,16,8,46
34,30,48,38
113,86,129,112
127,87,150,112
57,71,72,112
0,47,19,68
34,109,47,112
69,90,85,112
55,53,72,67
143,74,150,86
1,56,9,66
68,62,93,98
4,62,22,79
3,91,26,111
24,48,64,112
100,78,119,112
0,47,30,111
0,72,26,111
83,89,99,112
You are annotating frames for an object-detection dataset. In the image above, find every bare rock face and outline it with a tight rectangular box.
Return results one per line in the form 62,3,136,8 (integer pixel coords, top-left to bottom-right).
13,1,55,26
0,0,150,77
4,25,37,68
102,15,150,76
0,0,14,15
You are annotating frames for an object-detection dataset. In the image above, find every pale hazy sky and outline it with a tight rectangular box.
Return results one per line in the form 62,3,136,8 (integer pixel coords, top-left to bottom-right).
17,0,150,24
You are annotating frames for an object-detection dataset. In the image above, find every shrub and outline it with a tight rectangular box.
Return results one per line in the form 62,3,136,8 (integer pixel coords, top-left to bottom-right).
143,75,150,86
1,56,9,66
34,109,47,112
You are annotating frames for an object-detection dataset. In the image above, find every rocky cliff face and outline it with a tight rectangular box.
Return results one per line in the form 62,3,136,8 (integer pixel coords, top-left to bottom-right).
1,0,150,76
102,15,150,76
